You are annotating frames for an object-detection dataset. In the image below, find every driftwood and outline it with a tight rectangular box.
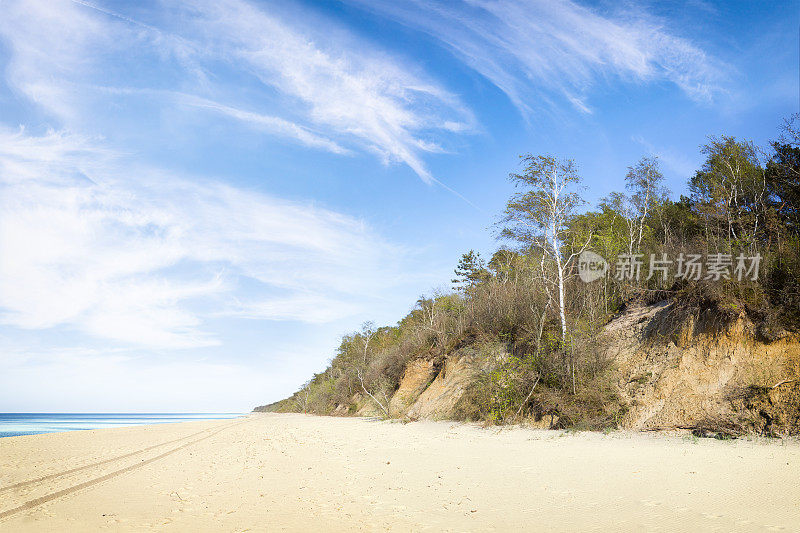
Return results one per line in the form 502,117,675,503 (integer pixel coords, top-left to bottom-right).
771,379,797,389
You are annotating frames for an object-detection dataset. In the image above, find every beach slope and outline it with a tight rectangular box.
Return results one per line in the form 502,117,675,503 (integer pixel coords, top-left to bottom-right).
1,413,799,531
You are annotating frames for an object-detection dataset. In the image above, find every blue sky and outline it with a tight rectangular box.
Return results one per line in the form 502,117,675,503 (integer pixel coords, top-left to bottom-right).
0,0,796,412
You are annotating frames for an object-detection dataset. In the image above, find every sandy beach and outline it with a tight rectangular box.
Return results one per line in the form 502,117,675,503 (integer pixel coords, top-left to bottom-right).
1,414,798,532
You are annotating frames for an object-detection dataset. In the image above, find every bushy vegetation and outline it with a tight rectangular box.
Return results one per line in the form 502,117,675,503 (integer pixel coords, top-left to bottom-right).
263,116,800,429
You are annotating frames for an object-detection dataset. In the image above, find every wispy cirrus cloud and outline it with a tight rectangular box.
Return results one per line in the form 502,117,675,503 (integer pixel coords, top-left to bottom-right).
90,85,352,155
180,96,352,156
632,135,701,182
0,0,448,351
0,128,405,348
348,0,726,116
173,0,476,182
0,0,475,182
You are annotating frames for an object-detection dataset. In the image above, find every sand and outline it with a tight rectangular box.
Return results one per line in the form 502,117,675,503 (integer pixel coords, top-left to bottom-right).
1,413,799,532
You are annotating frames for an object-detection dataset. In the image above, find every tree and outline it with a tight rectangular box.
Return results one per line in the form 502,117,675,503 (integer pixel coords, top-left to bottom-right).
766,143,800,234
452,250,489,290
625,156,667,252
690,136,766,247
353,321,391,418
765,115,800,237
356,366,390,417
499,154,587,342
657,196,702,248
294,380,312,413
600,191,639,256
488,248,521,284
358,321,375,365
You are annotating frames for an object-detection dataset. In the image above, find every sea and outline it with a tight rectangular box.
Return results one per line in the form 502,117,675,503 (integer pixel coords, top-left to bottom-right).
0,413,244,438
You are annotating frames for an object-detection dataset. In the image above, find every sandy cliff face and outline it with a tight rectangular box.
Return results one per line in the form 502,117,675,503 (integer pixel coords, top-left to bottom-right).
368,301,800,434
349,349,481,420
600,301,800,435
404,352,478,420
389,359,437,416
268,301,800,434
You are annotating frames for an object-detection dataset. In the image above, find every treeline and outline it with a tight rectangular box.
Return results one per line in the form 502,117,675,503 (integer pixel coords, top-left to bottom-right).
266,116,800,427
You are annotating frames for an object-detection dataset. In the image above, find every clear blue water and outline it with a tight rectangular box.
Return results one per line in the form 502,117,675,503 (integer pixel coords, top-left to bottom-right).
0,413,244,438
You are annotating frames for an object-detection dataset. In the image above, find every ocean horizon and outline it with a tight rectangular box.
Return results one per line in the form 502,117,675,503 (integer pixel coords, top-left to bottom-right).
0,413,244,438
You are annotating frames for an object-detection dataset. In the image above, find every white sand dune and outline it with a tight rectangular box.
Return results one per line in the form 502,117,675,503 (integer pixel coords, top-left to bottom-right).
1,413,799,531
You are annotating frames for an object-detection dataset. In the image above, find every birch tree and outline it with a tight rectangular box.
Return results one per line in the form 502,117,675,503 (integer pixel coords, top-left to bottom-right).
690,137,765,247
625,156,666,252
499,155,587,341
601,191,639,256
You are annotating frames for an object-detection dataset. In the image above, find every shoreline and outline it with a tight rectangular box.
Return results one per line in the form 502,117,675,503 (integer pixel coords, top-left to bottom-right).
2,413,799,531
0,413,245,439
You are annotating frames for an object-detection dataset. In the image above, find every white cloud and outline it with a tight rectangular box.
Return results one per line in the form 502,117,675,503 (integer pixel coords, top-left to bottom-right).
0,0,475,182
180,95,352,155
176,0,475,182
85,86,353,155
225,294,362,324
349,0,726,116
0,0,106,120
0,128,405,348
632,135,700,181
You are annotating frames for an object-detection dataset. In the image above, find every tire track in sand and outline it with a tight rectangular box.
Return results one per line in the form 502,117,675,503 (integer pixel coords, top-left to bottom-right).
0,421,236,494
0,419,246,521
